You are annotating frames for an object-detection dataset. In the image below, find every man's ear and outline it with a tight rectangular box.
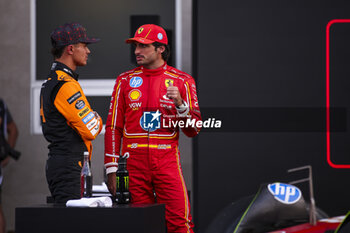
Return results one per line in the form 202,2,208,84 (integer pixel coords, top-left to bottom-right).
66,44,74,55
157,45,165,54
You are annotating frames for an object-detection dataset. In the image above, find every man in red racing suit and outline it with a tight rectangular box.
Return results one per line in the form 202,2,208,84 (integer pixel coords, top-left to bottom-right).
104,24,201,233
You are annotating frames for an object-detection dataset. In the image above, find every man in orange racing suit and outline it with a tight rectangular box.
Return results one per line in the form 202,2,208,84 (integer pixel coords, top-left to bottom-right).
40,23,102,203
104,24,201,233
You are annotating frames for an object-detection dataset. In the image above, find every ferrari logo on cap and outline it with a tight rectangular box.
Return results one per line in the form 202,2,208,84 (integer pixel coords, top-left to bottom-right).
165,79,174,88
138,27,144,34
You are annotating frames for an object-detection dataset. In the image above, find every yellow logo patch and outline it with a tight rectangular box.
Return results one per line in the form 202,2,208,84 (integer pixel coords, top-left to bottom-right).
165,79,174,88
138,27,144,34
128,89,142,101
78,106,90,118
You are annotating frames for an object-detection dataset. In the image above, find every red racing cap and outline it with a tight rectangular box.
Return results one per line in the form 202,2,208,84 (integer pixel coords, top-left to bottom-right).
125,24,168,45
50,23,100,48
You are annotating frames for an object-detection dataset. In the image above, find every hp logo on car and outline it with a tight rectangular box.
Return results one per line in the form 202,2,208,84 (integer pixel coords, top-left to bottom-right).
267,182,301,204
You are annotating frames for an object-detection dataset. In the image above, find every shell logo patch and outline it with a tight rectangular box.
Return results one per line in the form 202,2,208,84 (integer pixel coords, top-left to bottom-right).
165,79,174,88
138,27,144,34
129,89,142,101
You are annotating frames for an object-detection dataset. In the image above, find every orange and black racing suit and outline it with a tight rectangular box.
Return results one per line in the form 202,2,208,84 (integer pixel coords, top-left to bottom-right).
40,62,102,203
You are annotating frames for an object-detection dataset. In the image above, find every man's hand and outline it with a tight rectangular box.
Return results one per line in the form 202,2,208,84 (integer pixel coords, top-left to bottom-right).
166,82,182,107
107,172,116,196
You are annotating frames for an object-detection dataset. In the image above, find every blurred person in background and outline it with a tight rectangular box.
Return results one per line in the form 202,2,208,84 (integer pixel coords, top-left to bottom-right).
0,99,19,233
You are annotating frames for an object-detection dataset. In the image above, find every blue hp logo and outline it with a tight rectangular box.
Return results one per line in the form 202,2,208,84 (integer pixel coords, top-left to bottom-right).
130,76,143,88
268,183,301,204
140,110,161,132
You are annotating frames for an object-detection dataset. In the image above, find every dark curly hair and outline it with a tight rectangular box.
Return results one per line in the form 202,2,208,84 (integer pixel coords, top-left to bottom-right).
153,42,170,62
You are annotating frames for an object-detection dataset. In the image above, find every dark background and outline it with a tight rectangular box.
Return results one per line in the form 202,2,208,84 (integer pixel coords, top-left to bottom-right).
36,0,175,80
193,0,350,232
36,0,350,232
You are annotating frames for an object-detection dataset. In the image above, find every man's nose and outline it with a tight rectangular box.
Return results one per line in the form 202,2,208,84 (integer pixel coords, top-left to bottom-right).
134,45,140,55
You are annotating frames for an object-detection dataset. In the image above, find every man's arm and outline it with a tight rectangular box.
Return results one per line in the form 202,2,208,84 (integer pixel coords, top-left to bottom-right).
104,76,126,195
167,76,202,137
7,121,18,148
54,82,103,141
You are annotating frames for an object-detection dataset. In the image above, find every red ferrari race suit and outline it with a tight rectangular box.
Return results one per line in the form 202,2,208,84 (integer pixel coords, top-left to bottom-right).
104,63,201,233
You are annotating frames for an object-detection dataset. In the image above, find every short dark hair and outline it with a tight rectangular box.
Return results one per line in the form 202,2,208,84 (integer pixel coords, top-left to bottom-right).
51,38,66,59
51,46,66,59
153,42,170,62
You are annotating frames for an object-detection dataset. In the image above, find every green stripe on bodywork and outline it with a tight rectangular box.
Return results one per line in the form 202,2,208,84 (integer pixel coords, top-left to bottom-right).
335,211,350,233
233,188,262,233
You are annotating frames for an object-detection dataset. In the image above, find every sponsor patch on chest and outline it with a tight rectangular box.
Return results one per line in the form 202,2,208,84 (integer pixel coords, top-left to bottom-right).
128,89,142,101
129,102,142,110
129,76,143,88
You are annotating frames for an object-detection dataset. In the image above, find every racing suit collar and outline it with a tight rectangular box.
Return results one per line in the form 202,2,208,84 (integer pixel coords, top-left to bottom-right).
141,62,167,75
51,61,79,80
